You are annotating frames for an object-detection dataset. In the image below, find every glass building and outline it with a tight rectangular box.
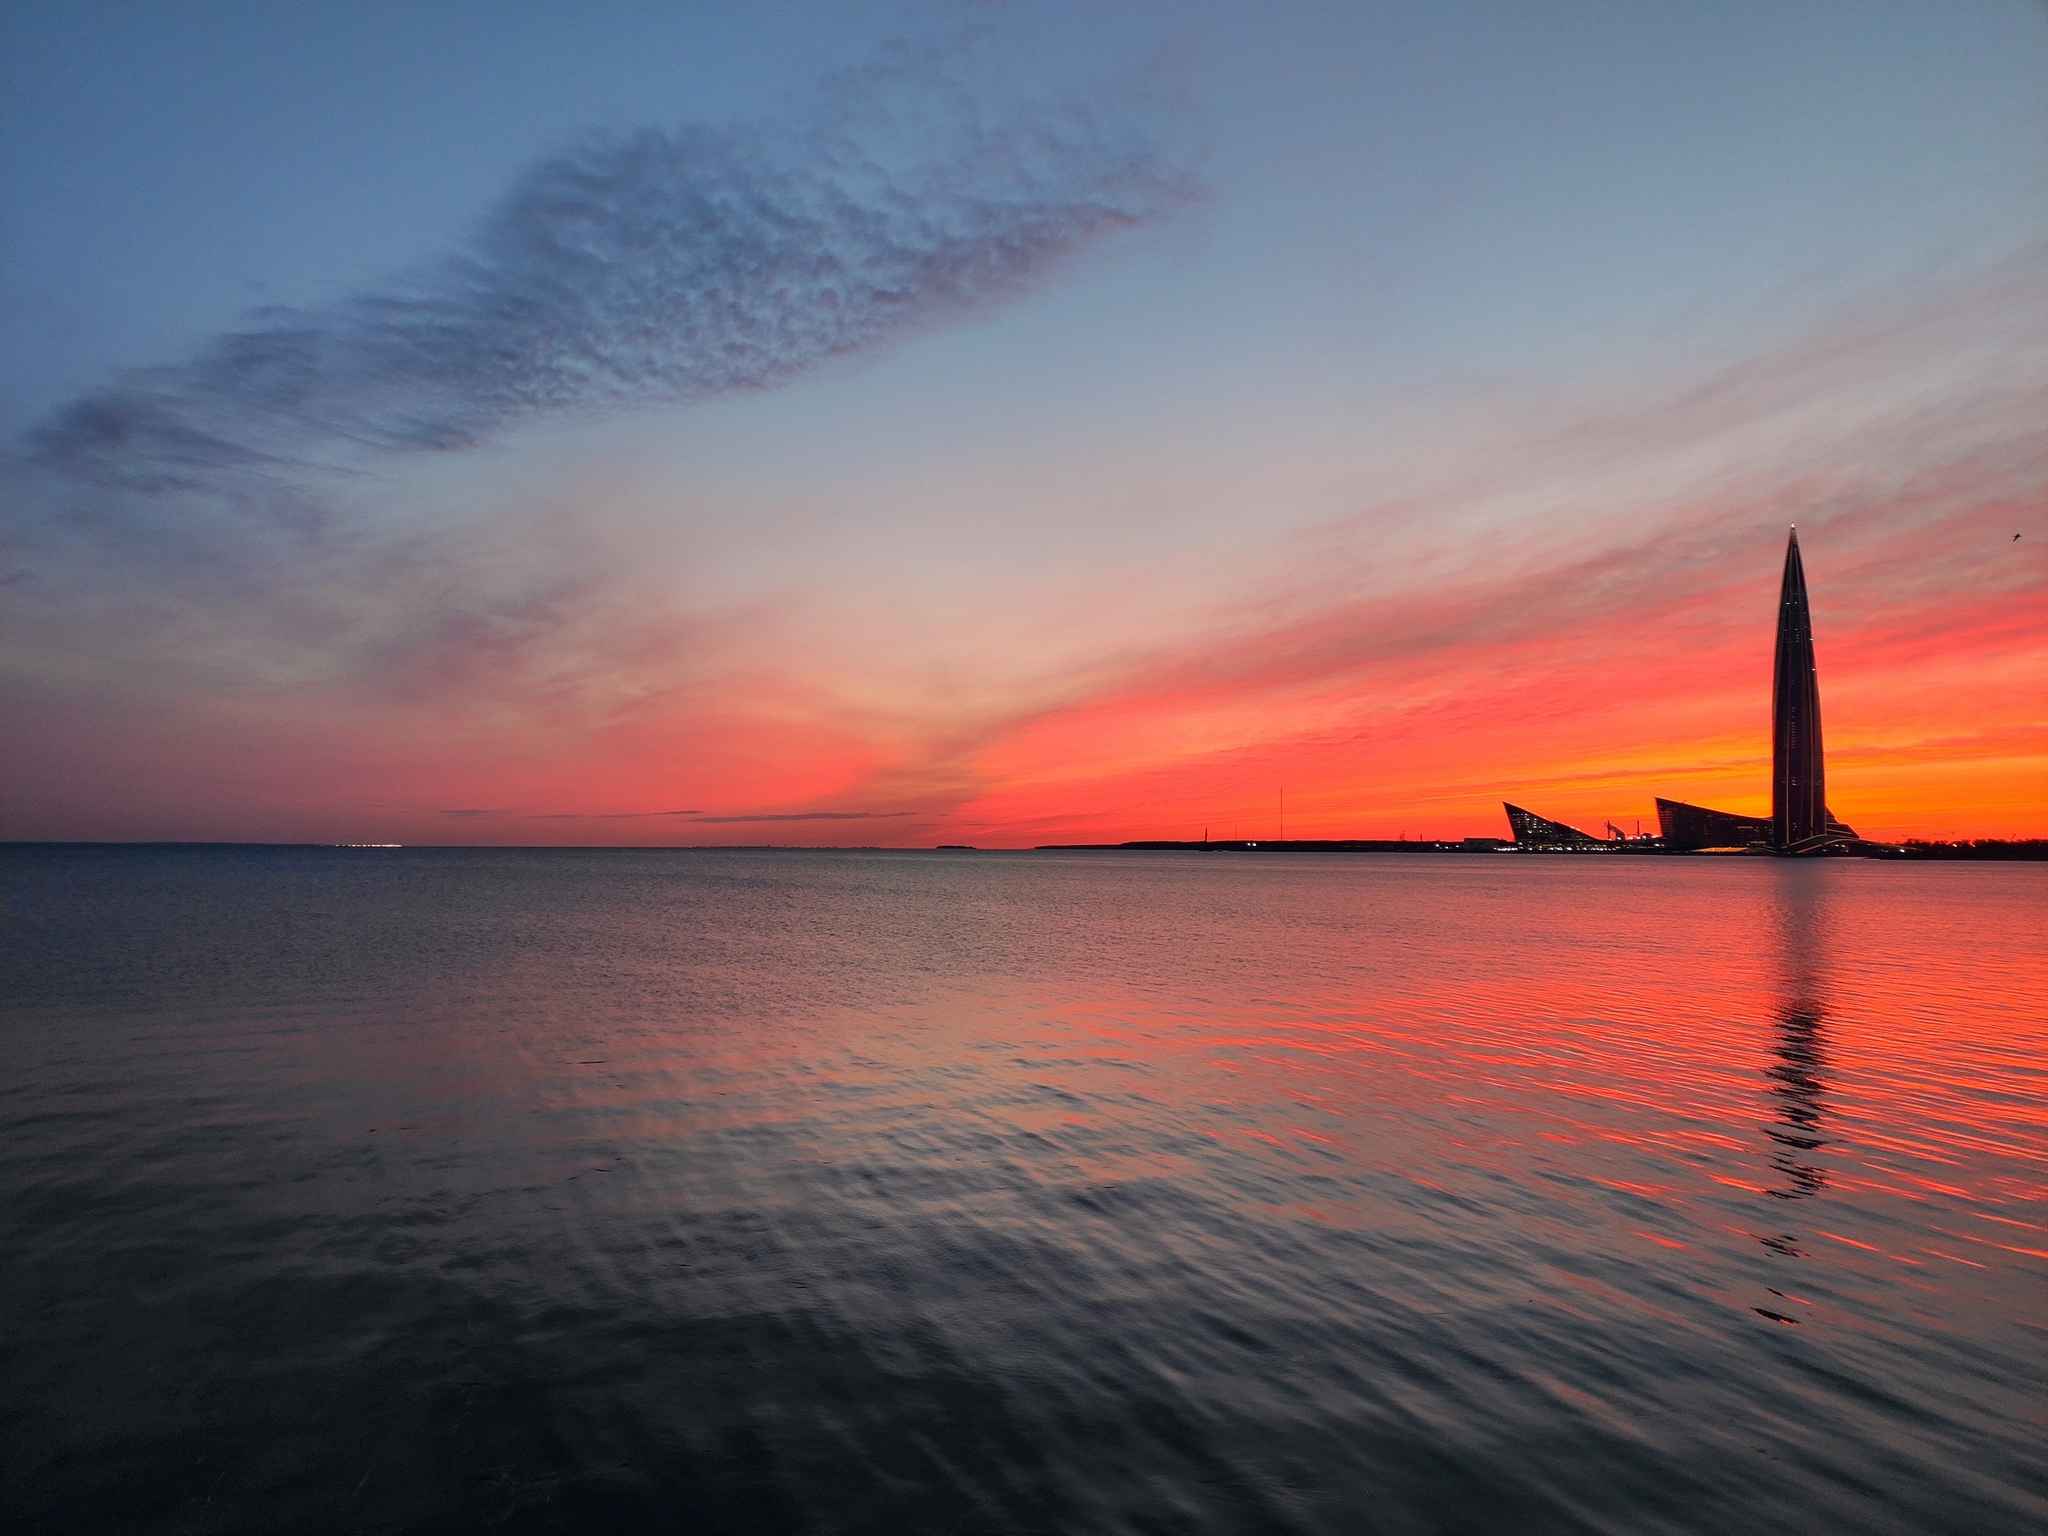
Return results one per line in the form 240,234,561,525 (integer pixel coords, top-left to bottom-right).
1655,798,1771,850
1771,527,1848,852
1503,803,1605,849
1655,797,1855,852
1655,529,1857,853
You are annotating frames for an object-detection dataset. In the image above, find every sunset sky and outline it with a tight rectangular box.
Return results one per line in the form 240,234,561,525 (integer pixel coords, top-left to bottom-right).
4,1,2043,845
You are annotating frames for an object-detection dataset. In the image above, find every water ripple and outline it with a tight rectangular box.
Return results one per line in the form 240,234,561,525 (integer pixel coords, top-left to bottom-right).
3,846,2043,1533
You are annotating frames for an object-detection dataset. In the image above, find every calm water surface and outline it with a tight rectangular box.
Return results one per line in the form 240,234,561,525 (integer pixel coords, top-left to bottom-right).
3,848,2043,1534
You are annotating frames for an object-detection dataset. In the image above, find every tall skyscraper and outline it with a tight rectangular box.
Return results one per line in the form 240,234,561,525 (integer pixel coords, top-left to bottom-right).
1771,526,1829,850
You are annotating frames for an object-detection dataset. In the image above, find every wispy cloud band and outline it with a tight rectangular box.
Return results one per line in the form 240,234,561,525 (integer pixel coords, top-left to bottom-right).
445,807,911,822
26,52,1194,499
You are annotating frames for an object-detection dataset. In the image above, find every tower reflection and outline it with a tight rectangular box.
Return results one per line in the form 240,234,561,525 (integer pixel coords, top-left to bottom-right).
1757,867,1834,1268
1764,1005,1829,1202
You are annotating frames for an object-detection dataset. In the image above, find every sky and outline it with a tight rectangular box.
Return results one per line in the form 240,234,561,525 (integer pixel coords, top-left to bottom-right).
3,0,2043,846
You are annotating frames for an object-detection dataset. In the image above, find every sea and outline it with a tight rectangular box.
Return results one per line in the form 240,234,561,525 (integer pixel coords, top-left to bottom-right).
3,846,2042,1535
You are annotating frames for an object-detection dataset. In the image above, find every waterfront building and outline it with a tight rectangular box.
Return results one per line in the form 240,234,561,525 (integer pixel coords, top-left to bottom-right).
1654,797,1770,850
1770,527,1845,852
1657,528,1855,853
1655,796,1856,852
1503,803,1604,848
1505,527,1860,853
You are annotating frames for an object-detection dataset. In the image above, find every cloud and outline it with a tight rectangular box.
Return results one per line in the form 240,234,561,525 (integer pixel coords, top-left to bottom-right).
531,809,701,820
22,42,1196,502
688,810,915,823
465,807,912,823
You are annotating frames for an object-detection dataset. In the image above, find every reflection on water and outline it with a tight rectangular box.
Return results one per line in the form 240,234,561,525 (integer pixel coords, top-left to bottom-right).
1764,1008,1829,1202
1755,868,1834,1277
2,847,2044,1535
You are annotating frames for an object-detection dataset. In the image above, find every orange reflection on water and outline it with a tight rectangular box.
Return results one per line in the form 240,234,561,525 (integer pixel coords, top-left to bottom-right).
257,851,2041,1400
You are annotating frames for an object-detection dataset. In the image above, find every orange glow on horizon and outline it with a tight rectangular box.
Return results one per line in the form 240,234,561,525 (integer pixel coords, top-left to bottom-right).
4,438,2041,847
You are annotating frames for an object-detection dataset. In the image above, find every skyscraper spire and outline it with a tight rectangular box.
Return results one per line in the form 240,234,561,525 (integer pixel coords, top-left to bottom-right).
1560,526,1858,854
1771,526,1828,850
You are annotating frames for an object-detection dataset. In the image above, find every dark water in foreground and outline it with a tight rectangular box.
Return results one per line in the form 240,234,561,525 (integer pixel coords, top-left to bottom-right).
3,848,2043,1535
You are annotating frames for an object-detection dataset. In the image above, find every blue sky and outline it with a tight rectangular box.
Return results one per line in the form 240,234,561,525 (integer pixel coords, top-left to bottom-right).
8,3,2039,430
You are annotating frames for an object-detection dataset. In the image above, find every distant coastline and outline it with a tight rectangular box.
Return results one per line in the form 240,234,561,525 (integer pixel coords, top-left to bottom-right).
4,840,2040,859
1032,838,2048,860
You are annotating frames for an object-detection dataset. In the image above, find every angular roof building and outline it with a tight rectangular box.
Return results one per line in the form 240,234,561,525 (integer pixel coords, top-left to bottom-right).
1655,797,1771,851
1503,803,1605,848
1655,796,1857,852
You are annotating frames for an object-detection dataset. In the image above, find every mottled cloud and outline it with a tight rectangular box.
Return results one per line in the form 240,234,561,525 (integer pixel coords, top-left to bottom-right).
23,44,1196,500
687,810,913,823
450,806,909,823
531,809,701,820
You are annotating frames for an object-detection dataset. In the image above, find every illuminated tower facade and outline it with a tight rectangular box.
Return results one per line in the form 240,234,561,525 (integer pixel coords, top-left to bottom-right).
1771,526,1829,851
